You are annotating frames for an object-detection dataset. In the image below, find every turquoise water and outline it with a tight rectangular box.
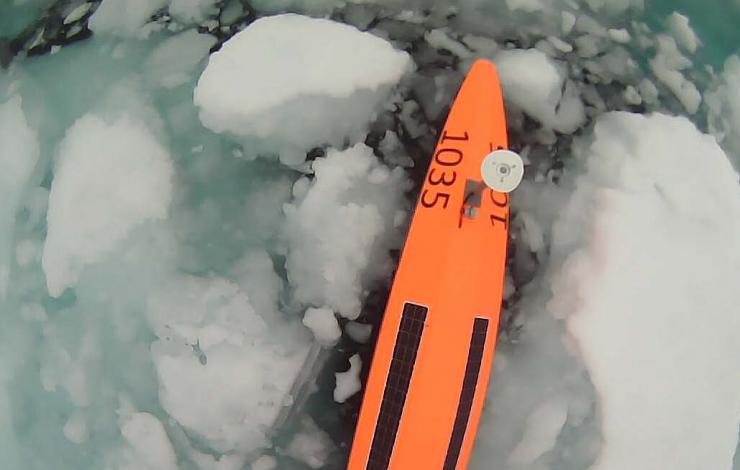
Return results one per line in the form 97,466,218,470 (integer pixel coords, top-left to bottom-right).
646,0,740,67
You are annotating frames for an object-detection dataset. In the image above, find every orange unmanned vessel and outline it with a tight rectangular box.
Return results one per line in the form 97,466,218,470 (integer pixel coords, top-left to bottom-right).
347,59,520,470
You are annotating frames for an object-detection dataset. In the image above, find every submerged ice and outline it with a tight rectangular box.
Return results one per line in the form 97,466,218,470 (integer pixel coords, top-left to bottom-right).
0,1,739,470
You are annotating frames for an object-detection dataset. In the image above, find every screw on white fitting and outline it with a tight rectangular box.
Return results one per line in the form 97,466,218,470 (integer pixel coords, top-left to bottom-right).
481,149,524,193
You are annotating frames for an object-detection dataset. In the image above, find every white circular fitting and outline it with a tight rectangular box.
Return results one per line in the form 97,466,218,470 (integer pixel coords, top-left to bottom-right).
481,149,524,193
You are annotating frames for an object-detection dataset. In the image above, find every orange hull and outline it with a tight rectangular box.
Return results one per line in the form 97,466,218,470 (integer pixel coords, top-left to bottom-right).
347,59,510,470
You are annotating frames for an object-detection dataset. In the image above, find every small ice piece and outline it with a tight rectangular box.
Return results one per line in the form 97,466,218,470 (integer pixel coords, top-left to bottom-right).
63,411,88,444
89,0,168,37
42,114,174,297
334,354,362,403
496,48,585,133
286,417,334,469
145,29,216,88
623,85,642,105
547,36,573,53
649,34,700,113
63,3,92,24
608,28,631,44
638,78,659,104
666,12,699,54
194,14,411,165
424,28,472,58
550,112,740,470
284,144,409,319
507,397,568,466
303,307,341,347
561,11,576,34
345,321,372,344
121,412,178,470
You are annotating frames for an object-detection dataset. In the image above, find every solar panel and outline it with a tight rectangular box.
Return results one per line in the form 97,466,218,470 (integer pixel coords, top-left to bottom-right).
366,302,427,470
443,317,489,470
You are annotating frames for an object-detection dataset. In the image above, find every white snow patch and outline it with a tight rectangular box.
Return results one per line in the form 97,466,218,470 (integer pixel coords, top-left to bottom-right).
42,114,174,297
334,354,361,403
302,307,341,347
194,14,411,165
550,112,740,470
496,48,585,133
283,143,409,319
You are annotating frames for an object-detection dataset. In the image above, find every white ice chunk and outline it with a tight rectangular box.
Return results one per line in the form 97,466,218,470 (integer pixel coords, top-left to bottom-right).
89,0,167,37
148,276,308,454
496,48,585,133
334,354,361,403
284,144,409,319
550,112,740,470
145,29,216,88
666,12,699,54
194,14,411,165
607,28,630,44
121,412,178,470
303,307,341,347
0,95,39,297
42,114,174,297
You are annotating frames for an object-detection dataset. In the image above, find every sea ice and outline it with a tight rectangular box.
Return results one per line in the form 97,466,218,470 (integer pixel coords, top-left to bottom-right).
194,13,412,165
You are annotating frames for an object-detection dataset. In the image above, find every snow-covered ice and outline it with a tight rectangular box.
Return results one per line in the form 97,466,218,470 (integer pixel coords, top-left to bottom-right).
194,13,412,165
550,112,740,470
283,143,410,320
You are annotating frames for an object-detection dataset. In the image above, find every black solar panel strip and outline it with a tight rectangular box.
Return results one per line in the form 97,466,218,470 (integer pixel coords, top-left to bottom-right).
442,317,489,470
366,302,427,470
